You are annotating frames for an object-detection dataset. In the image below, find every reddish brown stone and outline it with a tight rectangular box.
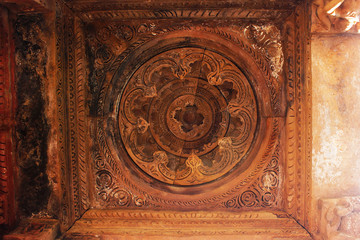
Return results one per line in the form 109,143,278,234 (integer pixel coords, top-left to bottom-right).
0,6,16,233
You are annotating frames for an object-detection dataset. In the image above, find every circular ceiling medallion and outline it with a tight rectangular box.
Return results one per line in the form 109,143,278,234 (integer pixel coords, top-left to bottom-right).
119,47,258,186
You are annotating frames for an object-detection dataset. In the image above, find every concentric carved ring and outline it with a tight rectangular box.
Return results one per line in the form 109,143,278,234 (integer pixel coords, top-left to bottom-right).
150,79,228,157
119,47,258,185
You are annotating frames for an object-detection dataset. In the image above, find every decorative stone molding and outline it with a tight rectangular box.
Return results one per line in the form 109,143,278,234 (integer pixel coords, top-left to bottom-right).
64,209,311,239
79,9,293,22
318,196,360,240
55,1,91,230
312,0,360,32
283,3,312,229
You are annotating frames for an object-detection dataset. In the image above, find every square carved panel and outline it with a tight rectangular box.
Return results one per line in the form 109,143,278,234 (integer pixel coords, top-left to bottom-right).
55,0,311,233
86,18,284,210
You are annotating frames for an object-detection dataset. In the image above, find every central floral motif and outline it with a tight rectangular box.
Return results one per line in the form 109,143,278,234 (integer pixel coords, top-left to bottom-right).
118,47,258,185
174,104,204,133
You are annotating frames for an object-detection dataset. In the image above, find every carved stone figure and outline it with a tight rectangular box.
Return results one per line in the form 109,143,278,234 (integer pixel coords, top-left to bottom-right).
319,197,360,239
313,0,360,32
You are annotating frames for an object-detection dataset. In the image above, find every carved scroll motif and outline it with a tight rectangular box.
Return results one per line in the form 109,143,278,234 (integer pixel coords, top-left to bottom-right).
96,169,146,208
223,142,280,209
244,25,284,79
86,22,284,115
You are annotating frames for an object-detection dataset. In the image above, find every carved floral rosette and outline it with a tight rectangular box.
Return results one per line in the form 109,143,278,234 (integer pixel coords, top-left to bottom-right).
119,47,257,186
90,22,282,209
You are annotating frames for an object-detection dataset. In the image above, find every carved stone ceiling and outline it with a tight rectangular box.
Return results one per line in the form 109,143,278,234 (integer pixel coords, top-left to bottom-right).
0,0,312,238
52,0,311,234
86,15,284,209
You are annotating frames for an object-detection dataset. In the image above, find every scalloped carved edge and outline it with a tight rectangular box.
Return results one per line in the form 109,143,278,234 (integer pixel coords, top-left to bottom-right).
283,1,312,229
56,1,90,231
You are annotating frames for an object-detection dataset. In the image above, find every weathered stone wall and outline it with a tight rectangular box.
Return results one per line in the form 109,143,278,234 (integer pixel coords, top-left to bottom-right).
312,35,360,199
14,14,50,217
312,34,360,237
